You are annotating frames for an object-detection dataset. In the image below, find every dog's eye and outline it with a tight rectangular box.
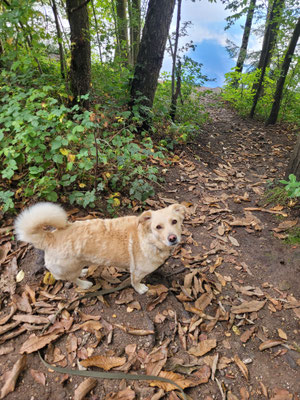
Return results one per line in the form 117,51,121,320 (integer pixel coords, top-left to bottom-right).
172,219,177,225
156,225,162,230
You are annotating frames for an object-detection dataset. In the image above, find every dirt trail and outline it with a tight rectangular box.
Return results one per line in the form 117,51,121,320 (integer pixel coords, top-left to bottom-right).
0,92,299,400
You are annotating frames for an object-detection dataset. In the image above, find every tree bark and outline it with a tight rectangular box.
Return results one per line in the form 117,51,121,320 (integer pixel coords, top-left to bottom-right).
286,133,300,180
250,0,284,118
170,0,182,121
266,17,300,125
234,0,256,82
91,0,102,62
115,0,129,63
128,0,140,65
130,0,175,112
66,0,91,109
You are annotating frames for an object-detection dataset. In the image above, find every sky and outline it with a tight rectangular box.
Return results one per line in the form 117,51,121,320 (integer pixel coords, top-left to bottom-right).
162,0,260,88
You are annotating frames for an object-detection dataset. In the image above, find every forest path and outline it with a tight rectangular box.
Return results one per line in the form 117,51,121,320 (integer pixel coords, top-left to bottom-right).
0,92,299,400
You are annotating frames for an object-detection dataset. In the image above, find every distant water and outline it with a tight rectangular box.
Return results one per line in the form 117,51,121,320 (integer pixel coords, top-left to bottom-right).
187,39,236,88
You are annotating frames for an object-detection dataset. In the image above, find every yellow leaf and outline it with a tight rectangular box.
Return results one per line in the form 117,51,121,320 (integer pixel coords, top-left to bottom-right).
60,148,69,156
113,198,120,207
7,37,14,45
43,272,56,285
79,183,86,188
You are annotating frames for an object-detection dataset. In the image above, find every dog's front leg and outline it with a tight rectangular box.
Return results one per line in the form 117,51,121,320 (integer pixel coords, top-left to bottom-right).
130,268,149,295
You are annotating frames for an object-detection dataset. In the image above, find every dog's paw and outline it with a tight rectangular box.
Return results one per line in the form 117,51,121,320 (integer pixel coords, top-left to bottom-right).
135,283,149,295
75,278,93,290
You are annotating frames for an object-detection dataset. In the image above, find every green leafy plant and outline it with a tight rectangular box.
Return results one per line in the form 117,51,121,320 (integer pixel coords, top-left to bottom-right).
280,174,300,198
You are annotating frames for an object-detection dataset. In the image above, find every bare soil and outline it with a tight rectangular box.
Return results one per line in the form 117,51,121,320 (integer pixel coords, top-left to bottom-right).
0,91,299,400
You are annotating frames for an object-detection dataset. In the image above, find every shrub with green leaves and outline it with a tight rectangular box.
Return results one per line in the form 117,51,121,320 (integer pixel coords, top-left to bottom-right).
0,70,164,214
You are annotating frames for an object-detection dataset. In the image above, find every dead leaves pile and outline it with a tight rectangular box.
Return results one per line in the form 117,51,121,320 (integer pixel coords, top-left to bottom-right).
0,157,299,399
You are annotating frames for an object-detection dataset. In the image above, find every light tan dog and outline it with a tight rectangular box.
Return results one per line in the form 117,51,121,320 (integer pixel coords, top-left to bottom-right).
15,202,186,294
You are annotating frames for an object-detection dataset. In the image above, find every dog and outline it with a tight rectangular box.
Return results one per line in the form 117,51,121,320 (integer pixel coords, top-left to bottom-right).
15,202,186,294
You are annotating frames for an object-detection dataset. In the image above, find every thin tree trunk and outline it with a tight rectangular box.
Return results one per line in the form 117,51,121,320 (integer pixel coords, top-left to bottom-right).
115,0,129,63
91,0,102,62
232,0,256,87
266,17,300,125
170,0,182,121
51,0,67,79
66,0,91,109
250,0,285,118
130,0,175,113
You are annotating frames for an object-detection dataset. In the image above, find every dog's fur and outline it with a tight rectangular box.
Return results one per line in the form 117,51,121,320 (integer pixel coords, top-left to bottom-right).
15,202,186,294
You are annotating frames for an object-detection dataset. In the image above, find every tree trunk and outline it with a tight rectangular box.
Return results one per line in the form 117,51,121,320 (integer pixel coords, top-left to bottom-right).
170,0,182,121
115,0,129,63
91,0,102,62
266,17,300,125
233,0,256,85
250,0,284,118
286,134,300,180
51,0,67,79
66,0,91,109
128,0,140,65
130,0,175,113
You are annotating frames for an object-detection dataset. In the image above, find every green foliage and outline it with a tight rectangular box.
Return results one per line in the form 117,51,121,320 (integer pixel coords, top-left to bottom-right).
0,69,164,215
222,68,300,124
280,174,300,198
154,57,210,141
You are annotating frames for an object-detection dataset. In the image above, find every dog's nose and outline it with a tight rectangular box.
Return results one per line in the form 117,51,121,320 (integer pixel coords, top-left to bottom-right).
168,234,177,244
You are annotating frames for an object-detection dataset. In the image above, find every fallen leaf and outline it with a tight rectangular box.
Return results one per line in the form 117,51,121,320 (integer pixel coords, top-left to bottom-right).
233,354,248,380
270,388,293,400
188,339,217,357
0,345,14,355
145,339,170,376
231,300,266,314
272,220,298,232
0,242,11,265
277,328,287,340
259,340,283,351
150,367,210,391
15,270,25,283
0,355,26,399
30,369,46,386
19,331,62,354
74,377,97,400
104,387,135,400
13,314,49,324
80,355,126,371
228,236,240,247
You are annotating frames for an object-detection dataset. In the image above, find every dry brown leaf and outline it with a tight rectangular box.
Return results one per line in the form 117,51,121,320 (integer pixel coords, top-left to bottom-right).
30,369,46,386
80,355,126,371
272,219,298,232
227,391,239,400
0,321,21,336
19,331,62,354
0,305,17,326
231,300,266,314
0,345,14,356
240,326,256,343
13,314,49,325
104,387,135,400
228,235,240,247
188,339,217,357
0,355,26,399
72,320,102,333
259,340,283,351
12,293,32,314
74,377,97,400
194,292,213,312
277,328,287,340
0,242,11,265
150,366,210,391
233,354,248,380
145,339,170,376
270,388,293,400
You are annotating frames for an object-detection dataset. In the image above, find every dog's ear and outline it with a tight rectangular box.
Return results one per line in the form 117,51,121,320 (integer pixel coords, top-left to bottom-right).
171,203,187,219
139,210,152,226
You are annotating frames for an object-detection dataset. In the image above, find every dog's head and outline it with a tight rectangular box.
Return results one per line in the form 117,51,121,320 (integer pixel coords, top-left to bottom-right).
139,203,186,247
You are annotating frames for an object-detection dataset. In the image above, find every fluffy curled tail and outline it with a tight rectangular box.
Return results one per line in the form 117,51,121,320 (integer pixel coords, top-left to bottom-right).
15,202,68,248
